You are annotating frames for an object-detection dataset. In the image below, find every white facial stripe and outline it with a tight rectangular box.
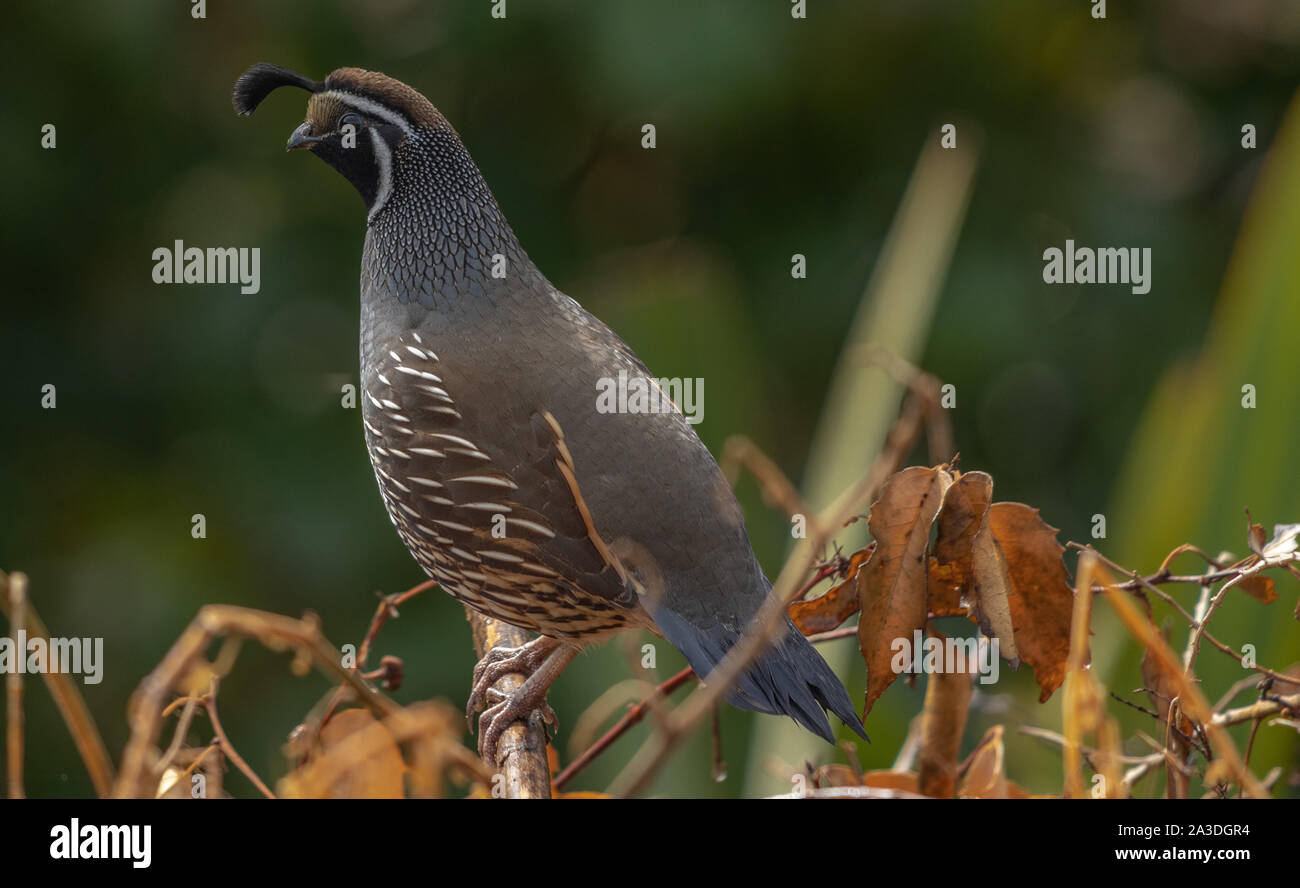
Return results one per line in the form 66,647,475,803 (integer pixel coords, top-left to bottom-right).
322,90,413,135
368,128,393,222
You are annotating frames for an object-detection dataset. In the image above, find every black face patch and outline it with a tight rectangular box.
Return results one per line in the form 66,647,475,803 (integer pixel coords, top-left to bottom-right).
309,121,404,212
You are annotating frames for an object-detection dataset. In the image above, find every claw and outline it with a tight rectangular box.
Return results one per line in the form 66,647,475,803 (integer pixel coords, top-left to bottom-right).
464,637,578,766
477,694,560,765
465,636,561,727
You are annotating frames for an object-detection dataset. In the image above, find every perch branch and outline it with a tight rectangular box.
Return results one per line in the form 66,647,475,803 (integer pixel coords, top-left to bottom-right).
465,609,553,798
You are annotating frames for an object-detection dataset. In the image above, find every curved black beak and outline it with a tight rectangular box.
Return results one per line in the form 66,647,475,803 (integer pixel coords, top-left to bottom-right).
286,121,322,151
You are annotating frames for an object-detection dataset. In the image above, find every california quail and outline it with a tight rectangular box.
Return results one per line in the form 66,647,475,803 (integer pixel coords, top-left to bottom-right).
233,63,866,761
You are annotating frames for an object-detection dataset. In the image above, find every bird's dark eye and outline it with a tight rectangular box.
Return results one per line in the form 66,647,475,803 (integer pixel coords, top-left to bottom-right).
339,113,364,132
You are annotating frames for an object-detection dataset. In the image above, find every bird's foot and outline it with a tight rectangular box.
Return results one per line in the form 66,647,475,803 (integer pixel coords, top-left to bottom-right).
465,635,561,727
476,686,560,765
467,639,579,766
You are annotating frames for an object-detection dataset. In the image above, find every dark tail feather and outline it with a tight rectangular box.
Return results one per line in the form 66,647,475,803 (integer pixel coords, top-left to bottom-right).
652,609,867,743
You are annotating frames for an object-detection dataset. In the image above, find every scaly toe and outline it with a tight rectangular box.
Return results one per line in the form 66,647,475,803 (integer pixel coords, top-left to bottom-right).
475,691,558,764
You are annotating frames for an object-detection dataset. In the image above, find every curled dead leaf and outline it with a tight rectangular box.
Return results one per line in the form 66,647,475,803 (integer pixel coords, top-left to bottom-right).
987,503,1076,701
789,546,871,634
958,725,1029,798
928,470,992,617
858,466,954,715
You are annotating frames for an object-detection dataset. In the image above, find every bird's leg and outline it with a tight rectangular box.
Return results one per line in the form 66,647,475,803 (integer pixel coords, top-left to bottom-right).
466,634,563,725
473,642,579,766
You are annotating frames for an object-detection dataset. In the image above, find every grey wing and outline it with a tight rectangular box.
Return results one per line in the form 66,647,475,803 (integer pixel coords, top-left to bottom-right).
535,292,774,633
363,327,643,640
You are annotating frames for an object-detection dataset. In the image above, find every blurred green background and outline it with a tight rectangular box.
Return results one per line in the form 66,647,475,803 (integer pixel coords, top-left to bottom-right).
2,0,1298,798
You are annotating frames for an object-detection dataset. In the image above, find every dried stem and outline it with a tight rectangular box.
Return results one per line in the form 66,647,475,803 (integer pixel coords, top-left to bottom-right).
114,605,397,798
5,572,26,799
1099,579,1269,798
204,676,275,799
555,666,696,790
721,435,823,538
0,570,115,797
1073,545,1298,683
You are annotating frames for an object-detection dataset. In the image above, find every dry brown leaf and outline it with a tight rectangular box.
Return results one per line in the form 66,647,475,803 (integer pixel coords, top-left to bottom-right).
1275,663,1300,695
811,764,920,794
958,725,1029,798
860,770,922,793
971,518,1021,668
858,466,953,715
1247,515,1267,555
789,546,871,634
308,708,407,799
811,763,864,787
928,470,992,617
988,503,1076,701
1238,575,1278,604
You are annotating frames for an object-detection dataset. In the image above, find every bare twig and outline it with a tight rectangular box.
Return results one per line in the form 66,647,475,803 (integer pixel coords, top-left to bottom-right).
5,572,26,798
0,570,115,797
305,579,436,759
204,676,275,799
807,625,859,645
154,693,204,778
1073,545,1298,683
114,605,397,798
555,666,695,791
1214,692,1300,727
855,343,953,465
1099,578,1269,798
721,435,822,537
357,580,437,670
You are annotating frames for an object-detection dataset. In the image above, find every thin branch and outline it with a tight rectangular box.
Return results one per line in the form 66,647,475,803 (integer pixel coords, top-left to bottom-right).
1073,545,1298,683
204,676,275,799
154,693,203,777
856,343,953,465
114,605,397,798
5,572,26,799
555,666,696,790
1213,692,1300,727
807,625,859,645
721,435,823,538
0,571,115,797
1099,578,1269,798
304,579,436,761
357,580,437,670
